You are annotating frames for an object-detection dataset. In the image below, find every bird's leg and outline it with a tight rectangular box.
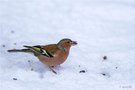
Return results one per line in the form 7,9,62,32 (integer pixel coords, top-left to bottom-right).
49,66,57,74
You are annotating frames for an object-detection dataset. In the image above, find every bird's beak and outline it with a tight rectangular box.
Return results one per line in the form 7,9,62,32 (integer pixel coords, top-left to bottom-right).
72,41,77,46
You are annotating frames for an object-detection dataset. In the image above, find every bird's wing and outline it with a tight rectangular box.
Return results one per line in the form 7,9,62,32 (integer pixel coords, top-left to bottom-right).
34,45,54,57
41,44,60,57
24,45,57,57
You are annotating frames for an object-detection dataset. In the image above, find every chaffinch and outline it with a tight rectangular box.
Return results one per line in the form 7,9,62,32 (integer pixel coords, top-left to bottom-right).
8,38,77,74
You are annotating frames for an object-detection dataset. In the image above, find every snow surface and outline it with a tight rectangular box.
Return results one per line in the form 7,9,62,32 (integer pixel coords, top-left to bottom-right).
0,0,135,90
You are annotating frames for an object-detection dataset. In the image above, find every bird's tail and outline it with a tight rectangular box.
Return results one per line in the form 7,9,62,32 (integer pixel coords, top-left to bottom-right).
7,49,32,53
8,45,42,56
7,45,35,53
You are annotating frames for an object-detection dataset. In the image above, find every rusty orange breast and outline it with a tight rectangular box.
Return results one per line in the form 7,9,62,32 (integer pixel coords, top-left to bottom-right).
37,50,69,66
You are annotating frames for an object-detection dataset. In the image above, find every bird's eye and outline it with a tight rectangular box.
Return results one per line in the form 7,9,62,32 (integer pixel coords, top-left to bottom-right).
67,41,70,43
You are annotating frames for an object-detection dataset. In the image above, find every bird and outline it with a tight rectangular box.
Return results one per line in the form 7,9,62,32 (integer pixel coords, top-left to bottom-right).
7,38,77,74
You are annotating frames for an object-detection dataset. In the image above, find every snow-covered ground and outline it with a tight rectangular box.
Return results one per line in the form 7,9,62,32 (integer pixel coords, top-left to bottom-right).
0,0,135,90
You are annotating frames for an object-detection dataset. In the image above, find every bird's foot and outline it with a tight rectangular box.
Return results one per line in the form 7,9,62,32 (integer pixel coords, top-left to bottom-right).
49,66,57,74
52,70,57,74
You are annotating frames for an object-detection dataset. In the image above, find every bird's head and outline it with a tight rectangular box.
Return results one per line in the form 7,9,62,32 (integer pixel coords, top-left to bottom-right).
57,38,77,51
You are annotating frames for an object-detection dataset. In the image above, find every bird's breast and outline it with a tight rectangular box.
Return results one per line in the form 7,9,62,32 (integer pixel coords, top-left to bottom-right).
37,51,69,66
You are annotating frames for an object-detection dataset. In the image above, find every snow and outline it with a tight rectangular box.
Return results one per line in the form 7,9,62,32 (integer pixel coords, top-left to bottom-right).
0,0,135,90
